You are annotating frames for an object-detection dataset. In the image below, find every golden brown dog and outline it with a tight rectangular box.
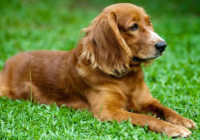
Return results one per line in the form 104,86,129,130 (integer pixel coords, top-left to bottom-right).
0,3,196,137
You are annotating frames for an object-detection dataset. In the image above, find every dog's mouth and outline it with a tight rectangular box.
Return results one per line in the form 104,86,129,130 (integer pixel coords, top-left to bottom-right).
132,55,159,62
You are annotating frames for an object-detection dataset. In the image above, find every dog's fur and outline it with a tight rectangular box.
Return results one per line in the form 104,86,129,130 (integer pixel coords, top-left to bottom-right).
0,3,195,137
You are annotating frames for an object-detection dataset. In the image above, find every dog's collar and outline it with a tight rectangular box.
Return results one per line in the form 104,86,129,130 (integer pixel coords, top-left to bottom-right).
108,68,130,78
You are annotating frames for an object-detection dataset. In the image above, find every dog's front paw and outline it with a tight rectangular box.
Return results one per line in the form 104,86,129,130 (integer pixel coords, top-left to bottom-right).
162,124,191,138
166,116,196,129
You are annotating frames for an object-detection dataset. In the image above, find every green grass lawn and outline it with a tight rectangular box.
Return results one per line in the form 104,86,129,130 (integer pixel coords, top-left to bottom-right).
0,0,200,139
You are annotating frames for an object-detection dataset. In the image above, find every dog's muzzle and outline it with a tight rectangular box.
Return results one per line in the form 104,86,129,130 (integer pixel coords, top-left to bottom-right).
155,41,167,53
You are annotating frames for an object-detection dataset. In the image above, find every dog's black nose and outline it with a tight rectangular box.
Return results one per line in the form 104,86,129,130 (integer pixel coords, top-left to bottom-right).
155,41,167,53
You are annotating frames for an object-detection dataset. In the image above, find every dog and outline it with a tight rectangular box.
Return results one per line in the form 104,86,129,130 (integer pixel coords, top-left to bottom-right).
0,3,196,137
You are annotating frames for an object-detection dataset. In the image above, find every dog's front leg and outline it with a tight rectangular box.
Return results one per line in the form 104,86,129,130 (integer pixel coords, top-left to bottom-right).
142,98,196,129
130,81,196,130
88,90,192,137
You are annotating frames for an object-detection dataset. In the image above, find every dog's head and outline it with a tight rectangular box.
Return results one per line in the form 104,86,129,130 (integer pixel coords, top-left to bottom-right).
80,3,167,78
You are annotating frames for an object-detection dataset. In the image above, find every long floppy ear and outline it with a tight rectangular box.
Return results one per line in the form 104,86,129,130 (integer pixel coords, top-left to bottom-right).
80,11,132,78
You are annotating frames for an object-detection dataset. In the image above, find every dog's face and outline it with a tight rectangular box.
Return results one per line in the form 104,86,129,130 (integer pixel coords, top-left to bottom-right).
81,3,167,77
104,3,167,62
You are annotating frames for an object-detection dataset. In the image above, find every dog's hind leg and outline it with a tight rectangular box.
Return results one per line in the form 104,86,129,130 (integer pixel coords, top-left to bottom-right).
0,80,36,100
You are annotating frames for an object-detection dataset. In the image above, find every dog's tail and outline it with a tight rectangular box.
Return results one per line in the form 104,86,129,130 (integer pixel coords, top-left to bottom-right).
0,71,5,97
0,71,3,96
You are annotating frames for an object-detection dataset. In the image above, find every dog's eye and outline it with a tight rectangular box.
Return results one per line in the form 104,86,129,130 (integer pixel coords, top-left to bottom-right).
129,24,139,31
148,20,151,25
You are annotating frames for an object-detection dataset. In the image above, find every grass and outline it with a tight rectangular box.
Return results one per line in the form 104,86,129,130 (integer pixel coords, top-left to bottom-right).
0,0,200,139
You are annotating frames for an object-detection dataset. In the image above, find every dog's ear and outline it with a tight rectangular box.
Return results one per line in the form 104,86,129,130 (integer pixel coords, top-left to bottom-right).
80,11,132,78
